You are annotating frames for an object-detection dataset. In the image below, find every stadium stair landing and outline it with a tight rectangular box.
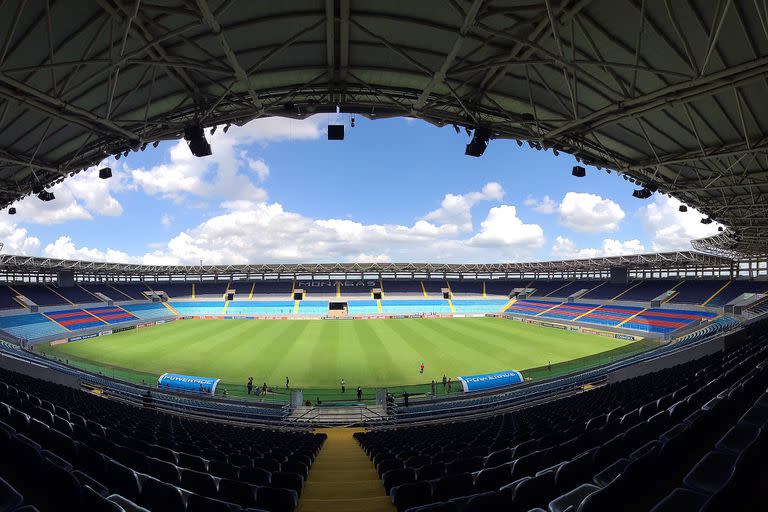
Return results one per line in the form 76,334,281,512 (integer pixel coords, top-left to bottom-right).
297,428,394,512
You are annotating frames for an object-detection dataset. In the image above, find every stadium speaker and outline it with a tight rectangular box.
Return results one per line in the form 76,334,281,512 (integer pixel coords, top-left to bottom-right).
464,127,491,157
328,124,344,140
679,205,688,212
99,167,112,179
701,217,713,224
571,165,586,177
8,207,15,215
632,188,653,199
37,190,55,202
184,125,212,157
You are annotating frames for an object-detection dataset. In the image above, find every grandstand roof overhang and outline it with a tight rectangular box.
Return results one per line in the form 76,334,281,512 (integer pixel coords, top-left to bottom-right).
1,1,767,254
0,251,734,277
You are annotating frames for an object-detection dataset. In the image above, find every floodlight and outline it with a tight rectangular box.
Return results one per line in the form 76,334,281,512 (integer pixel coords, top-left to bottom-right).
184,125,212,157
464,127,491,157
8,207,16,215
571,166,586,178
328,124,344,140
679,205,688,212
701,217,713,224
99,167,112,180
37,190,55,201
632,188,653,199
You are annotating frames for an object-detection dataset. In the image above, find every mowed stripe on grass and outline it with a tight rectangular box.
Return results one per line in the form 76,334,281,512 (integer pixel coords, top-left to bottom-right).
46,317,634,388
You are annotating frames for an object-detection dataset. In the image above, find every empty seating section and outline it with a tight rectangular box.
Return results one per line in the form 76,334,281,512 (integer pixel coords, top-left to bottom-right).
451,299,510,314
506,300,717,334
706,280,768,307
484,280,524,296
357,329,768,512
250,281,293,298
0,285,22,310
45,310,106,331
0,314,67,339
84,306,138,324
195,282,228,298
618,280,679,302
538,302,602,322
381,280,423,296
578,305,644,328
80,283,127,301
170,302,225,315
622,308,718,334
505,299,559,316
348,300,380,315
11,285,70,307
296,301,328,315
110,283,151,300
227,301,295,315
122,303,173,320
541,280,602,298
338,283,373,296
0,366,325,512
448,281,483,296
381,300,451,315
582,282,632,300
49,286,98,305
670,280,728,305
749,300,768,315
150,282,192,298
422,281,444,296
526,280,572,297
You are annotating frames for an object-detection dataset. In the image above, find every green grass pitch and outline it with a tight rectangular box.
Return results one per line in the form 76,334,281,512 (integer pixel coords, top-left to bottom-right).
44,317,645,392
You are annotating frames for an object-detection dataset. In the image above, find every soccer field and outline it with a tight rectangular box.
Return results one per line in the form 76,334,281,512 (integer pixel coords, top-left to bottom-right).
44,317,649,392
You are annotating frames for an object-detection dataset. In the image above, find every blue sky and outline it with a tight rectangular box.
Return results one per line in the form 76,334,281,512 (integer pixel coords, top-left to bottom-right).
0,115,720,264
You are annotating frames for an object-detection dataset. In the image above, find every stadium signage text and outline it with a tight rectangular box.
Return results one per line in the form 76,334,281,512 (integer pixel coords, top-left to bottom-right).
157,373,221,396
295,280,377,288
457,370,524,392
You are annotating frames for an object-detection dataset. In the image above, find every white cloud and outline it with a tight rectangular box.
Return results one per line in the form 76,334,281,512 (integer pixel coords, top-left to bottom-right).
43,236,134,263
551,236,645,259
423,182,504,233
469,205,545,248
639,196,721,251
161,213,172,227
0,219,40,255
248,159,270,181
524,195,557,214
558,192,625,232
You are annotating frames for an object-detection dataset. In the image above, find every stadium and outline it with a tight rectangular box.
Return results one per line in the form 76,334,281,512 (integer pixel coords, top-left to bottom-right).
0,2,767,512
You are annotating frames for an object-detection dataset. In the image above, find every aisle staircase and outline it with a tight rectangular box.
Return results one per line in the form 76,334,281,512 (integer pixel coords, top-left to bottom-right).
297,428,394,512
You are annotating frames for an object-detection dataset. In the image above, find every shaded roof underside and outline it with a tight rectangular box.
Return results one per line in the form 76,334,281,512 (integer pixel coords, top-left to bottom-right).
0,0,767,254
0,251,733,276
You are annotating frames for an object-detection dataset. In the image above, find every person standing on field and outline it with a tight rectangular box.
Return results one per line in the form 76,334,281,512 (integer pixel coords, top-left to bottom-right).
431,380,436,396
357,386,362,401
442,374,447,390
341,378,346,393
447,378,452,393
247,377,253,395
285,376,289,389
420,362,425,374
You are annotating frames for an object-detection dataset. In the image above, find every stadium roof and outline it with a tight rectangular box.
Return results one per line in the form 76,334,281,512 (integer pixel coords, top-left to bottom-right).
0,251,734,277
0,1,766,254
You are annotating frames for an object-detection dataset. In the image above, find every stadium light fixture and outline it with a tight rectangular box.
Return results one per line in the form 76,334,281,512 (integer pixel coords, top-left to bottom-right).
37,190,55,202
152,141,160,148
465,127,491,157
98,167,112,180
8,207,16,215
184,125,212,157
223,124,230,133
328,124,344,140
632,188,653,199
571,166,586,177
701,217,713,224
679,205,688,212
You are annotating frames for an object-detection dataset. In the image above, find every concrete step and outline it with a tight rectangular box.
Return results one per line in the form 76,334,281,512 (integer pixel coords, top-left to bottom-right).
297,495,392,512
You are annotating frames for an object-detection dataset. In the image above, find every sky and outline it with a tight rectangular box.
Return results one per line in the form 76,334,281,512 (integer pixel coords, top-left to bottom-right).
0,115,722,265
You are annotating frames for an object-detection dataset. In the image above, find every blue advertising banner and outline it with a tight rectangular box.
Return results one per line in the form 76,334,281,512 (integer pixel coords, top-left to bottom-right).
457,370,524,392
157,373,220,396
